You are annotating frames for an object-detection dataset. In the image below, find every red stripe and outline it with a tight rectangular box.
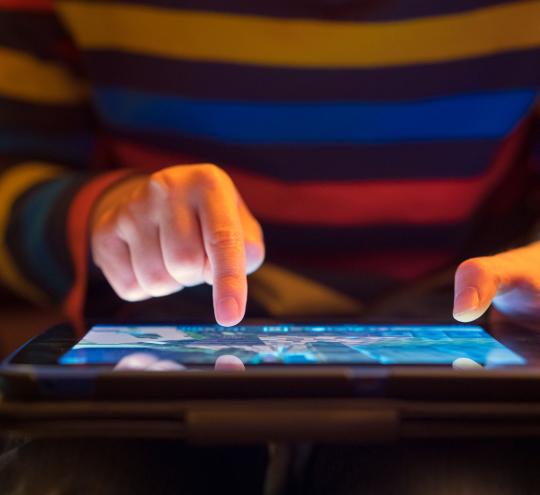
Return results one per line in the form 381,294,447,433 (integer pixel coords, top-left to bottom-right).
112,121,528,227
64,171,132,334
0,0,52,10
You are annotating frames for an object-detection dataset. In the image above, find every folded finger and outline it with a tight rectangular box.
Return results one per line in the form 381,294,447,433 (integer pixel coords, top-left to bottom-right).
92,231,149,301
122,220,182,298
160,206,206,287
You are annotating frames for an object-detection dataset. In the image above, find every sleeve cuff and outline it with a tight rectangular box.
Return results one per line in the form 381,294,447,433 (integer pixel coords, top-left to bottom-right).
63,170,134,328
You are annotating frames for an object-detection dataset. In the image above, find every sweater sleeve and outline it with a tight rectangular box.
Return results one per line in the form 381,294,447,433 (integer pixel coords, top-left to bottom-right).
0,1,131,319
531,102,540,172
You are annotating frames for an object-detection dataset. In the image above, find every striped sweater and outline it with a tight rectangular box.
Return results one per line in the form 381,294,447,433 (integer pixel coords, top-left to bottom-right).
1,0,540,317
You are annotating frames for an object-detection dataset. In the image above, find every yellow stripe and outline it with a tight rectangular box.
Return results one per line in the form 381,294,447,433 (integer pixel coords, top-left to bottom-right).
0,162,64,303
0,47,88,104
58,1,540,68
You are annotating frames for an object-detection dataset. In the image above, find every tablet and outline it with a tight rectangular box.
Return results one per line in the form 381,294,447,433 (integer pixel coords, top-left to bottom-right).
3,319,540,442
3,318,540,396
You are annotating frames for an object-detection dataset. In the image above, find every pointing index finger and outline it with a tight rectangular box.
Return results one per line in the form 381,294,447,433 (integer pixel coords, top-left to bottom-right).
196,178,247,326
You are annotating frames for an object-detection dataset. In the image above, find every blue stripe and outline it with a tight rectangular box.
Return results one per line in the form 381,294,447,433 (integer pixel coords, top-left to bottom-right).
19,177,73,296
0,132,94,163
95,88,537,144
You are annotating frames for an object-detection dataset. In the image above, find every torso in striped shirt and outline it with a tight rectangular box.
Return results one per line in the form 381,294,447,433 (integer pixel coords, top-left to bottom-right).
25,0,540,301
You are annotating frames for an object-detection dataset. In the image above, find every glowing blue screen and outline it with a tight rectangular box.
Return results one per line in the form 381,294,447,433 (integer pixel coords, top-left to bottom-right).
59,324,525,367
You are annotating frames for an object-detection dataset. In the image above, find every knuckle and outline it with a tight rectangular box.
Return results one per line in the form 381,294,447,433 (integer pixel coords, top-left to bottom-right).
118,284,145,302
142,267,171,288
116,209,137,233
193,164,229,190
102,272,144,301
168,248,203,270
149,171,173,197
166,249,204,280
124,197,145,218
149,169,166,185
208,229,242,250
122,178,151,209
121,278,141,294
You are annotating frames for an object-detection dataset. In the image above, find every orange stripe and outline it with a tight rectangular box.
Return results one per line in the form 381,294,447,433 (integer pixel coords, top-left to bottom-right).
113,121,527,226
0,0,52,10
64,171,132,333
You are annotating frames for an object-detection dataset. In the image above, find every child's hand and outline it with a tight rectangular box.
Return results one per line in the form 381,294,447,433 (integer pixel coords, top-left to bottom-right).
453,242,540,322
91,164,265,326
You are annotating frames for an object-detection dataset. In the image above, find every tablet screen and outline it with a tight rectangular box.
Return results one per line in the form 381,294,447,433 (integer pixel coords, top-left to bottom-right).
58,324,525,367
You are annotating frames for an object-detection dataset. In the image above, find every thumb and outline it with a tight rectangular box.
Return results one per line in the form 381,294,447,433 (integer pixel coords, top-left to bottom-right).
453,243,540,322
453,257,499,322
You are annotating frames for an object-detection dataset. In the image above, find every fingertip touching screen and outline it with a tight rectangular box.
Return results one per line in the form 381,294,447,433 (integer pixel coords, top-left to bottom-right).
58,324,526,367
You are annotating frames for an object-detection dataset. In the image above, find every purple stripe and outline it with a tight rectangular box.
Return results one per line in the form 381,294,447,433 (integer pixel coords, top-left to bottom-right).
263,222,472,253
0,11,68,61
74,0,512,21
0,97,94,132
85,49,540,102
529,117,540,164
116,129,501,181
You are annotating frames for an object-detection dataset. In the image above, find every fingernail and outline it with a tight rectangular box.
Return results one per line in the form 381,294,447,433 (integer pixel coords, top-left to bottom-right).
216,297,240,326
453,286,480,318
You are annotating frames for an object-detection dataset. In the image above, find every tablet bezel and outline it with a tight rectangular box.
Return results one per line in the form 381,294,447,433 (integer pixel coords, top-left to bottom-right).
2,317,540,402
